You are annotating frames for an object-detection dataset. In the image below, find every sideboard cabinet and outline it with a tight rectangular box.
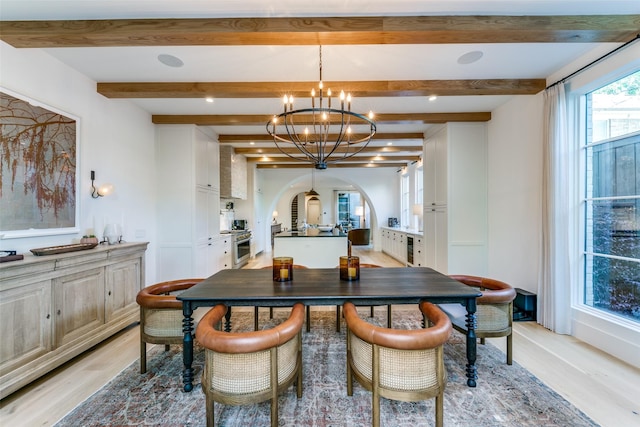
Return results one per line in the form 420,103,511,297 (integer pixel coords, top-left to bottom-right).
0,242,148,398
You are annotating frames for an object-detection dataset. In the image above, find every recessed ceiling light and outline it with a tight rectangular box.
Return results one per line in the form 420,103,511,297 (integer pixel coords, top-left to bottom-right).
457,51,484,65
157,54,184,68
387,142,393,146
428,95,438,102
249,142,255,145
205,97,214,103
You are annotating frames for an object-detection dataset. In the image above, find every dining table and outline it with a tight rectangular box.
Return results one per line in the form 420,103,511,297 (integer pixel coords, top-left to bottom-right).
177,266,482,392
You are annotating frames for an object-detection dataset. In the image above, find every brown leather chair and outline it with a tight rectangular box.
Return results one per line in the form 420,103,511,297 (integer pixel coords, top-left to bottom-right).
136,278,203,373
348,228,371,246
256,264,308,330
441,275,516,365
197,303,305,427
344,301,451,427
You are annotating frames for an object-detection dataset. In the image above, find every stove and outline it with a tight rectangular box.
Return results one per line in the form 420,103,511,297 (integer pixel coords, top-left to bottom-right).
222,230,252,268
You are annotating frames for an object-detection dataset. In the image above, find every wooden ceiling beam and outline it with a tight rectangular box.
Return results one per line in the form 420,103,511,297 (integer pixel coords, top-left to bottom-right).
2,15,638,48
234,146,421,155
152,112,490,125
256,162,408,169
248,155,421,163
219,132,424,143
97,79,545,98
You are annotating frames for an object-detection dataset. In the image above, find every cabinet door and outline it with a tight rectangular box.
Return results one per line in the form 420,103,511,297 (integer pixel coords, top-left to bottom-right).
424,126,448,206
105,258,141,322
0,280,52,374
53,268,105,347
219,236,232,270
195,128,219,190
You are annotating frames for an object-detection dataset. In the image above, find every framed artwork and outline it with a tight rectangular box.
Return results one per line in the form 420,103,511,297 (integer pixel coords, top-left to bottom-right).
0,88,80,238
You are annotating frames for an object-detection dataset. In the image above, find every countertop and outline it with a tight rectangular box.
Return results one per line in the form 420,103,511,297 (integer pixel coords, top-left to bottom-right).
380,226,424,236
275,230,348,238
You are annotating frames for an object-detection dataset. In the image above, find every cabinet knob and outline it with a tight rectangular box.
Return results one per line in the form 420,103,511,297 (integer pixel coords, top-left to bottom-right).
57,309,61,315
46,314,50,319
108,291,112,296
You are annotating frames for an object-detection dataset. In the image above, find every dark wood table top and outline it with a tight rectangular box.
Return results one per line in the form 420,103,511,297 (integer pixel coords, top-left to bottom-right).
178,267,481,308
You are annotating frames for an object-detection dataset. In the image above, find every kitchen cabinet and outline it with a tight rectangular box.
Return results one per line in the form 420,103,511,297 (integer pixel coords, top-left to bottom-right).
156,125,222,281
423,123,487,275
380,227,419,265
0,242,147,398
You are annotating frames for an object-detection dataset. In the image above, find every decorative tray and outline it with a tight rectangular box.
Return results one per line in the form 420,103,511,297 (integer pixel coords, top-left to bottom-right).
0,250,24,263
30,242,99,256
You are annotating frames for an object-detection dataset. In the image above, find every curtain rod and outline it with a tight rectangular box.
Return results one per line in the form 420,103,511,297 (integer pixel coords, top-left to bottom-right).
546,34,640,90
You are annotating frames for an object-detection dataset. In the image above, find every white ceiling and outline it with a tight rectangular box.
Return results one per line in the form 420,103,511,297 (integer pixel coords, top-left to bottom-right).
2,1,639,171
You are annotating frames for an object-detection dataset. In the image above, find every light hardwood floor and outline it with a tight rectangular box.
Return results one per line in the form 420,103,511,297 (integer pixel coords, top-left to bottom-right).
2,247,639,427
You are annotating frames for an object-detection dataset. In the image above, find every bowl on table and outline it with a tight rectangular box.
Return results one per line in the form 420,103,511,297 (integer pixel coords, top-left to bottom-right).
317,225,334,232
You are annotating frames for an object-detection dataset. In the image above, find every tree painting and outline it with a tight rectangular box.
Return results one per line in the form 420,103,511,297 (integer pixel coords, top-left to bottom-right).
0,90,77,234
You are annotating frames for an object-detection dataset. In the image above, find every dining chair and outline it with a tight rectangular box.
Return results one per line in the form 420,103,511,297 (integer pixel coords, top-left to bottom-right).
136,278,203,373
343,301,451,427
196,303,305,427
256,264,308,330
440,275,516,365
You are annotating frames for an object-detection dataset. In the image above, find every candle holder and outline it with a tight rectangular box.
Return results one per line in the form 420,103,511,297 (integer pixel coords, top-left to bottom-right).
273,257,293,282
340,256,360,281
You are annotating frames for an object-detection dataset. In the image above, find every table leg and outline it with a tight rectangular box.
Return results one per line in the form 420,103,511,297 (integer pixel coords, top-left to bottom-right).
224,306,232,332
464,297,478,387
182,302,195,392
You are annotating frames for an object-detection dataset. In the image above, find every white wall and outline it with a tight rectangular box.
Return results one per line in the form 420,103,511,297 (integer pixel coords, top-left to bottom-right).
0,41,158,285
487,94,543,293
255,167,400,252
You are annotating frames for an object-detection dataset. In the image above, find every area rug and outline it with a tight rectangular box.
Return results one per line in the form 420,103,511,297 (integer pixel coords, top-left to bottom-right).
54,308,598,427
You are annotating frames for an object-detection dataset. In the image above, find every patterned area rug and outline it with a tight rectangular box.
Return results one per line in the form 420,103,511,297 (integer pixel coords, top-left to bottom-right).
54,308,598,427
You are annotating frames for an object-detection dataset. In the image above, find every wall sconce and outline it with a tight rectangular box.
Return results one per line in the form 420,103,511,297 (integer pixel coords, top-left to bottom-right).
90,170,114,198
272,210,278,223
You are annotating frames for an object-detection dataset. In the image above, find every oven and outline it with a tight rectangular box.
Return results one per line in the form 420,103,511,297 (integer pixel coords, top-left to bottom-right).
232,230,251,269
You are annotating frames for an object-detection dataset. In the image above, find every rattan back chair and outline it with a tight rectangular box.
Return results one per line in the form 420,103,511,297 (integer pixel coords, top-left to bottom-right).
197,303,305,427
442,275,516,365
136,278,203,373
343,301,451,427
255,264,308,330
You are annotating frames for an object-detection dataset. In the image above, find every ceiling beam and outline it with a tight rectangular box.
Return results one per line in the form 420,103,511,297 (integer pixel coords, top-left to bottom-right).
2,15,639,48
256,162,408,169
219,132,424,143
233,146,421,155
97,79,545,98
152,112,490,125
248,155,421,163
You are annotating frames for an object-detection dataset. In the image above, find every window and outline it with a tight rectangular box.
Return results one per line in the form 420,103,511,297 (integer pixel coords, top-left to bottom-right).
415,167,423,205
401,173,410,227
583,70,640,323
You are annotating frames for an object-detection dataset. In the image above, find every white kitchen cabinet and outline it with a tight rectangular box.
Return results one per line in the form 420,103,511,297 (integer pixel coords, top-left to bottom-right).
156,125,222,281
423,123,487,275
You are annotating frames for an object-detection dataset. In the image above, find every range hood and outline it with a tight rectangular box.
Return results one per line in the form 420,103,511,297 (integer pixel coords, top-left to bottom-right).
219,145,247,199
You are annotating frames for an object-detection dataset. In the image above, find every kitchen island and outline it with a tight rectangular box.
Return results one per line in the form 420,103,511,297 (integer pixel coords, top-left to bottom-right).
273,230,348,268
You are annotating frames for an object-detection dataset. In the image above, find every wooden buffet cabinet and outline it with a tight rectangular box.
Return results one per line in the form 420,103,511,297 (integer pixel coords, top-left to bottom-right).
0,242,148,398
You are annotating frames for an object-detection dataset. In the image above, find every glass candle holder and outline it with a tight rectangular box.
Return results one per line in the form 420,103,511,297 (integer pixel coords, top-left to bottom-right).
340,256,360,281
273,257,293,282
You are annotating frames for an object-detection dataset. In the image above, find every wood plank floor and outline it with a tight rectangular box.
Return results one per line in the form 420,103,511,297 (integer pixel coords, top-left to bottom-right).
2,247,639,426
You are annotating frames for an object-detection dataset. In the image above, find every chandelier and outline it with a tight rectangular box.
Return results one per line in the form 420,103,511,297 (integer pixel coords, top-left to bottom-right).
266,46,376,170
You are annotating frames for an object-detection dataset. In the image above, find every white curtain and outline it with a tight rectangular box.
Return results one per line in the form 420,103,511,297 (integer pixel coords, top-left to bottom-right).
538,83,573,334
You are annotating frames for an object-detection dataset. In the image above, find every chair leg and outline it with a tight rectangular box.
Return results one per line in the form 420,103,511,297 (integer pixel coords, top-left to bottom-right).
205,394,214,427
372,391,380,427
306,306,311,333
370,306,374,317
507,333,513,365
164,344,170,351
140,341,147,374
435,391,443,427
336,305,341,332
269,307,274,318
480,337,486,345
254,306,259,331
